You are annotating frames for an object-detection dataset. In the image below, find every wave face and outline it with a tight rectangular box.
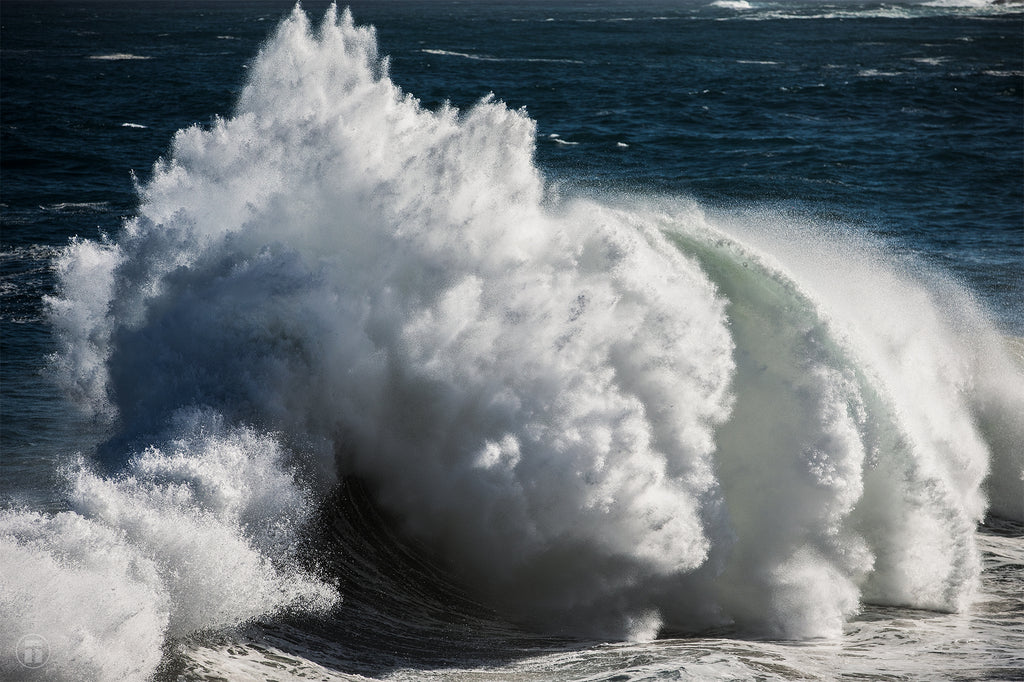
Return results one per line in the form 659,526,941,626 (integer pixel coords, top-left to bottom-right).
20,4,1024,676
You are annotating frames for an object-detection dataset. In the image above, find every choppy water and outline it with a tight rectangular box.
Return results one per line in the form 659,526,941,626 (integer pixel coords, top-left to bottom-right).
2,1,1022,680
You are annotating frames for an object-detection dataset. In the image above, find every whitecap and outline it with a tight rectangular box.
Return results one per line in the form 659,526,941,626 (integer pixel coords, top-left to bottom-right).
712,0,753,9
39,201,110,212
88,53,150,61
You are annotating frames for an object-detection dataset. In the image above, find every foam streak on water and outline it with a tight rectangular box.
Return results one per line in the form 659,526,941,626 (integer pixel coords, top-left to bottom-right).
3,5,1022,680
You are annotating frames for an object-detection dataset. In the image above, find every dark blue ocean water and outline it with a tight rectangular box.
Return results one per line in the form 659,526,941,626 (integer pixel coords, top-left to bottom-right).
1,2,1022,680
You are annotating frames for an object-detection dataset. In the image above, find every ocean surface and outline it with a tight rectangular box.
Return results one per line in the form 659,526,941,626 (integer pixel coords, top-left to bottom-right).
2,1,1022,680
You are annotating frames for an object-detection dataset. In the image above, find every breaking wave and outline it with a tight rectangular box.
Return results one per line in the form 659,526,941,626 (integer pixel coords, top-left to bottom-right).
5,5,1021,679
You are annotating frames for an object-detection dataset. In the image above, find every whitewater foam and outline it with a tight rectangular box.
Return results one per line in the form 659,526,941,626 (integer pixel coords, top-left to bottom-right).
23,4,1024,675
0,410,338,679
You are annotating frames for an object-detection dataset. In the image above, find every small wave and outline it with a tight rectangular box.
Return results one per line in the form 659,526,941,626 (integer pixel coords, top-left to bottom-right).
737,59,780,65
923,0,998,6
88,53,150,61
857,69,906,77
743,10,911,20
0,244,62,261
421,48,500,62
729,2,1020,20
545,16,674,23
712,0,753,9
1,244,65,324
546,133,579,146
39,201,110,213
121,122,147,129
421,48,582,65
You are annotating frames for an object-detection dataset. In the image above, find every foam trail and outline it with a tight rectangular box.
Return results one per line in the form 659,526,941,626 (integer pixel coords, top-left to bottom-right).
33,3,1024,666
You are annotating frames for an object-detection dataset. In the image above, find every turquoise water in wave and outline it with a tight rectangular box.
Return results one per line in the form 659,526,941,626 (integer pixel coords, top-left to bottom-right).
2,2,1022,680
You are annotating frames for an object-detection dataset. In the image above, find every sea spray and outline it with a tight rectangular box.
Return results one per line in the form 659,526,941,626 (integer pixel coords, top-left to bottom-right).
1,511,169,679
49,5,737,639
21,4,1024,673
0,410,337,679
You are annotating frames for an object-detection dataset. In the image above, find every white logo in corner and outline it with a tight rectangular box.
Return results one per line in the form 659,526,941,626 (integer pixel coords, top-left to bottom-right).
16,634,49,669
